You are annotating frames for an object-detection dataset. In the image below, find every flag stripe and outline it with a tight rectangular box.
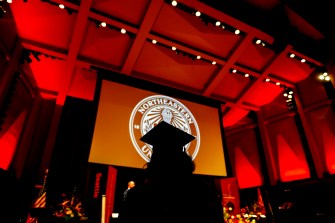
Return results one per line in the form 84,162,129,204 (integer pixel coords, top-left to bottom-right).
26,170,48,223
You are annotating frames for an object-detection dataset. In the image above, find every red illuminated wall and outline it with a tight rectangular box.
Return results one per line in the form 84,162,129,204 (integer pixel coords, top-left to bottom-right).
226,127,264,189
266,117,310,182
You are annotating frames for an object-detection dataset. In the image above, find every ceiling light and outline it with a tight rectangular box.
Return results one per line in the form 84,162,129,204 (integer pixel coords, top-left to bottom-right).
288,95,292,98
289,53,295,58
244,73,249,77
323,72,328,76
265,78,270,82
172,46,176,51
195,11,201,17
152,39,157,44
301,58,306,63
196,55,201,59
289,90,293,94
121,28,126,34
255,39,261,44
212,61,216,65
234,29,240,35
7,0,12,3
100,22,107,27
319,75,325,80
59,4,65,9
171,0,177,6
215,21,221,26
232,69,237,73
276,82,280,85
283,93,288,97
222,25,225,29
325,76,331,81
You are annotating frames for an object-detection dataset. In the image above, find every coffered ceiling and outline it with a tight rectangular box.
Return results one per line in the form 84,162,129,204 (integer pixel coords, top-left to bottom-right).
1,0,330,127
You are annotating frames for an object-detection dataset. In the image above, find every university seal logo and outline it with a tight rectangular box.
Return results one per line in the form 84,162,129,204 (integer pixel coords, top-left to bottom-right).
129,95,200,162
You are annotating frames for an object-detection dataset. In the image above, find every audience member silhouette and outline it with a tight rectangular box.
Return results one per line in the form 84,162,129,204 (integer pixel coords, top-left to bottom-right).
121,121,224,223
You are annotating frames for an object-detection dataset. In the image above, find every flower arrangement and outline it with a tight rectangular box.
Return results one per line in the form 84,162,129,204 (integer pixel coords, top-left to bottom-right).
224,200,266,223
53,191,87,222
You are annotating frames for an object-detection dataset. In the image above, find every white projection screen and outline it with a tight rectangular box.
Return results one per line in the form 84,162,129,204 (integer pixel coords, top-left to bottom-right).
89,79,227,176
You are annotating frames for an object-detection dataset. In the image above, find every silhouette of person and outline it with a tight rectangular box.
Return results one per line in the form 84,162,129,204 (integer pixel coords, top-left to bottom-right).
123,181,135,202
121,121,224,223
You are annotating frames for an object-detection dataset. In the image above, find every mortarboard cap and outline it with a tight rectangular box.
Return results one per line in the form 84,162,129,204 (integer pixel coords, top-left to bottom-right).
140,121,195,148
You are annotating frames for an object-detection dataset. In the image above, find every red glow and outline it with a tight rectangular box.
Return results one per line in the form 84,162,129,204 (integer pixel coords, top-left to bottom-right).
235,147,263,188
223,108,250,127
0,110,27,170
277,135,310,182
321,122,335,174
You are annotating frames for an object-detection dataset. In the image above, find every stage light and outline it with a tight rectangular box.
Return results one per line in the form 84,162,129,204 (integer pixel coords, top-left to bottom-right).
152,39,157,44
196,55,201,59
59,4,65,9
100,22,107,27
171,0,177,6
120,28,126,34
195,11,201,17
234,29,240,35
212,61,216,65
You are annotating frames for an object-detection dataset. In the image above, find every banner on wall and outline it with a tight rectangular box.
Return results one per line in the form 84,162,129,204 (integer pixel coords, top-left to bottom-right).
86,164,109,223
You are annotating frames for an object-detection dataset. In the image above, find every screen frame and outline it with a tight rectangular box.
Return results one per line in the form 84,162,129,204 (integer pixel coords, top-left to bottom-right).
90,68,232,177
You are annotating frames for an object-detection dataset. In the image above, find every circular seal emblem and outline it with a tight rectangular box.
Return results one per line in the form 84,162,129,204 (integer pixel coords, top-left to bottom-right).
129,95,200,162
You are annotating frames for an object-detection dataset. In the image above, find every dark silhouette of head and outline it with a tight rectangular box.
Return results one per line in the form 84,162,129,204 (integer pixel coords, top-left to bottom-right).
140,121,196,177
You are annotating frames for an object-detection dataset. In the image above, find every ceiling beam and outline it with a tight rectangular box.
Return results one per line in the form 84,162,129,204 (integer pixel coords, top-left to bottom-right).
203,29,256,96
121,0,164,74
223,44,293,121
56,0,93,105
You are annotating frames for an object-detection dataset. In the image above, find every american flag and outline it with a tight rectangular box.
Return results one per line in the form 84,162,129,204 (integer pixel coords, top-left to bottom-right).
26,169,48,223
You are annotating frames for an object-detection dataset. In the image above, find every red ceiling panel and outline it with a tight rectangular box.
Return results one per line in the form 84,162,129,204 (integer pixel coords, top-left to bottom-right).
151,4,242,58
91,0,150,26
79,21,133,67
10,0,76,50
269,55,315,83
236,43,276,71
212,72,251,100
243,81,284,106
133,41,217,90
